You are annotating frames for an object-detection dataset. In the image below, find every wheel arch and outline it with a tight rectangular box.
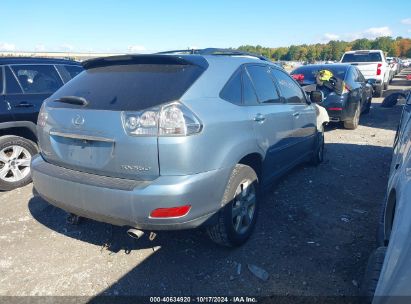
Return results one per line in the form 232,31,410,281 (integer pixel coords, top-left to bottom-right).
237,152,263,182
0,121,37,143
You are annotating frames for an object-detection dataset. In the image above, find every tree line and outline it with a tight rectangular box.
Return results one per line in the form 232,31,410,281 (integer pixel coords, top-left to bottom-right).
237,37,411,62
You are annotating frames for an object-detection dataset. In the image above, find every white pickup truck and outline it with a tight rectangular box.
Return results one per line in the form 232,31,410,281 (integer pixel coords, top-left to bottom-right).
340,50,390,97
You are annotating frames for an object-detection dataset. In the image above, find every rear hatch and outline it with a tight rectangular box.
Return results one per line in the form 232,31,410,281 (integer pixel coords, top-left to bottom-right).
38,55,207,180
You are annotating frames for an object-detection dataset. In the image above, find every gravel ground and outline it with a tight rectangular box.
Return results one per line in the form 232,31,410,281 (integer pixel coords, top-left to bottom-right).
0,70,410,300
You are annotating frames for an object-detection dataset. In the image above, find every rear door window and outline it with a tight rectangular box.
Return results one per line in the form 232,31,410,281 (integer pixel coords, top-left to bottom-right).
246,65,281,104
49,64,204,111
352,68,360,82
220,68,242,105
5,66,23,94
356,68,366,82
242,70,258,106
10,64,63,94
271,68,305,104
56,65,83,82
345,68,357,86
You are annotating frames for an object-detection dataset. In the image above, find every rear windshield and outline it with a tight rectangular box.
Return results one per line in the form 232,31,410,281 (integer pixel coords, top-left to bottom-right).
49,64,204,111
341,52,382,63
291,65,348,85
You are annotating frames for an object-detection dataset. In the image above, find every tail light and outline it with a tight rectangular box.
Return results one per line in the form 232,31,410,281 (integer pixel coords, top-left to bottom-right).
37,102,48,127
376,63,382,76
292,74,305,83
342,82,350,94
329,107,343,111
122,102,202,137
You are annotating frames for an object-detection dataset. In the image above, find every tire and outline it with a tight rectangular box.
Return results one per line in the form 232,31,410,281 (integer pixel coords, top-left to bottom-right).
0,135,38,191
374,85,383,98
344,103,360,130
207,164,259,247
381,92,406,108
310,127,324,166
376,195,388,247
360,247,387,302
383,82,388,90
363,98,372,114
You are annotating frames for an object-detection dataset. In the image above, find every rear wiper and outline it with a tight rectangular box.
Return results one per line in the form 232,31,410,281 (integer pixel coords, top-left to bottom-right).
54,96,89,106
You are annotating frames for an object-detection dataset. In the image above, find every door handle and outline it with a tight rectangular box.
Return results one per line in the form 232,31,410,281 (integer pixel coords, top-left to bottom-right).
15,102,34,108
293,112,300,117
254,113,265,123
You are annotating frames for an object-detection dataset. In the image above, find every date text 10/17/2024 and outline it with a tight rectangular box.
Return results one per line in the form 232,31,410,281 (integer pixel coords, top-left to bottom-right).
149,297,258,303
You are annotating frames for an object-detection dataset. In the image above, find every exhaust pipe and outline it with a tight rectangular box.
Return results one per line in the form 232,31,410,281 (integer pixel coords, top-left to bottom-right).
127,228,144,240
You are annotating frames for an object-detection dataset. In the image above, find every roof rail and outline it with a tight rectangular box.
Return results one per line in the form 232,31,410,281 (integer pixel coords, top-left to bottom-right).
156,48,271,62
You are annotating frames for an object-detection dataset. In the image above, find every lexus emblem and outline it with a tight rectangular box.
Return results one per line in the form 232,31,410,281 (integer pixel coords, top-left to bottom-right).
72,114,85,127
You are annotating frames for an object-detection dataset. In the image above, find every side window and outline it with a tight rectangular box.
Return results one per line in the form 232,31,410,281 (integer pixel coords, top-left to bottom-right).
246,65,281,104
5,66,23,94
352,68,360,82
220,68,242,105
64,65,83,78
10,64,63,94
242,70,258,105
56,65,83,83
271,68,305,104
345,68,356,86
357,68,365,82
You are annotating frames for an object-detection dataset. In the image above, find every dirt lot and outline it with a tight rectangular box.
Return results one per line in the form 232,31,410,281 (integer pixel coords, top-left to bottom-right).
0,70,409,300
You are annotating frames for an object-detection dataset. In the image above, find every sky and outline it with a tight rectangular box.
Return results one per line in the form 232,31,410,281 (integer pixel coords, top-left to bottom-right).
1,0,411,53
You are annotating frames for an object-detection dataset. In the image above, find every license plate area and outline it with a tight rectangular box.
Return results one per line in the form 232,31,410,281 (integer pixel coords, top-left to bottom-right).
50,135,114,168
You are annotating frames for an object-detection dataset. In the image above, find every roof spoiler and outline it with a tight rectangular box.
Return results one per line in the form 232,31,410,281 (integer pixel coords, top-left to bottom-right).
157,48,270,62
82,54,209,70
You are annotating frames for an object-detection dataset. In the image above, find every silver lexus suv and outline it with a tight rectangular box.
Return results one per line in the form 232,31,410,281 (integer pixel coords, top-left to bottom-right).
32,49,325,246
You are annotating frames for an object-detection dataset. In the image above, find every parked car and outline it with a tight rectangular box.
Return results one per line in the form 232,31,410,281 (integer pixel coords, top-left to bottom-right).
291,64,373,129
387,57,402,76
340,50,390,97
402,59,411,68
362,91,411,303
385,57,397,82
396,58,404,72
0,57,83,191
32,49,327,247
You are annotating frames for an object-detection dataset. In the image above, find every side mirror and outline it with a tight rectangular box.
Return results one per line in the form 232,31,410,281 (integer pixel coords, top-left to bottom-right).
367,79,377,85
310,90,324,103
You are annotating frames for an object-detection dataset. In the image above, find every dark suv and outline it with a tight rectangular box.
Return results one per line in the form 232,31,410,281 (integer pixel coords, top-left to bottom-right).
0,57,83,190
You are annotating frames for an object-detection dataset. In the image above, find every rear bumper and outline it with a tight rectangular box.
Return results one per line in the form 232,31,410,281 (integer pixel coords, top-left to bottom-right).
31,155,231,230
324,104,356,123
364,76,383,83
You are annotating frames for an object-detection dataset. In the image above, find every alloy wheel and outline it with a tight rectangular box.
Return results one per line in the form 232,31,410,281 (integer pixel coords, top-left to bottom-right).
354,104,360,126
231,179,257,234
0,145,31,183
